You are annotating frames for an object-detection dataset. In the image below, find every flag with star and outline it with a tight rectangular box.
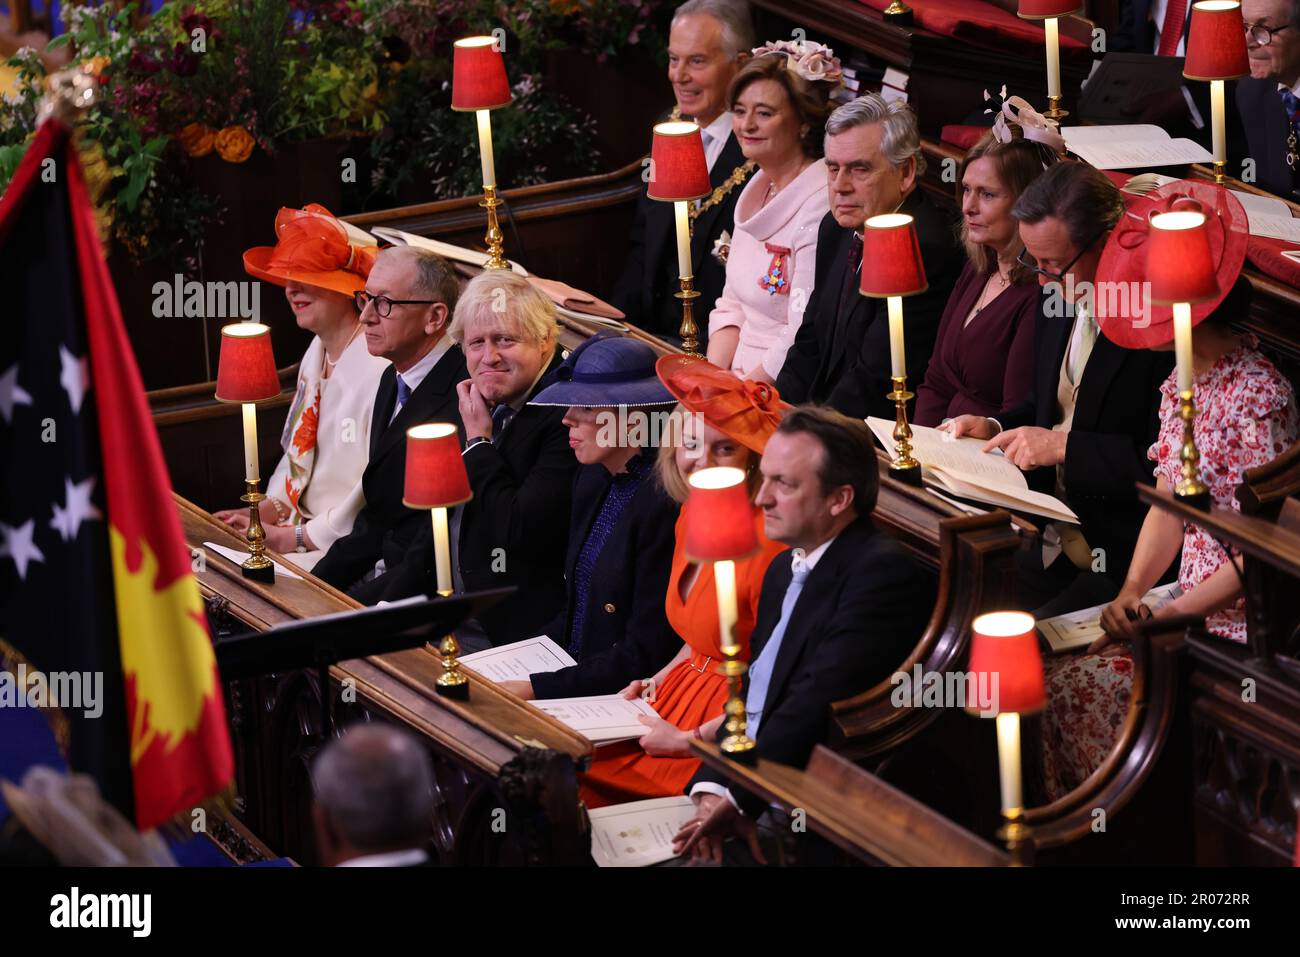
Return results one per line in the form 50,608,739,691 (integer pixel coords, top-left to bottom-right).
0,117,232,829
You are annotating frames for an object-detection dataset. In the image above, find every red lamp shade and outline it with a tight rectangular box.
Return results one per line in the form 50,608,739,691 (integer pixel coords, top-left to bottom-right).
860,214,928,298
647,121,711,202
1147,207,1220,305
967,612,1046,715
452,36,512,111
215,323,279,403
403,424,472,509
1017,0,1082,18
1184,1,1249,81
684,467,758,562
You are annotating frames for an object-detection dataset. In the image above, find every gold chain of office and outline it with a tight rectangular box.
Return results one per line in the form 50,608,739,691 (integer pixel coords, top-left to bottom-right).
670,106,755,236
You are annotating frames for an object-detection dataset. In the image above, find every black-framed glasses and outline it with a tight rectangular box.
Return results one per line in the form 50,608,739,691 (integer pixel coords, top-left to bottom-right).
1016,228,1107,284
354,290,438,318
1245,21,1292,46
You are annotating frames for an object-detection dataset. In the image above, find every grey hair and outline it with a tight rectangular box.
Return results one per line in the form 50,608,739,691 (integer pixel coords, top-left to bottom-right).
671,0,756,59
448,270,559,349
380,245,460,313
824,93,927,177
312,723,433,853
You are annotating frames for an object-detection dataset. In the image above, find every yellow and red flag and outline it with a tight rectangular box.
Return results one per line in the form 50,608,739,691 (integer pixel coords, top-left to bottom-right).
0,118,232,829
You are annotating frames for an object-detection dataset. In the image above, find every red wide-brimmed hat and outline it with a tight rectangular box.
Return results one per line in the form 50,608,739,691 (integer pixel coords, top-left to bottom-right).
1095,180,1248,349
243,204,378,298
656,355,790,454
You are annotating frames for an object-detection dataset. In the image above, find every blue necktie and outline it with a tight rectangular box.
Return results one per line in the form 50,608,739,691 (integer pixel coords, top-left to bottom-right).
745,553,811,738
395,373,411,412
490,403,516,442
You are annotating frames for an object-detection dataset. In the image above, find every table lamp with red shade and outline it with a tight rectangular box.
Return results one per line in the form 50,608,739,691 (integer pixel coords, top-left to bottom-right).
215,322,280,582
1017,0,1083,119
648,121,711,357
404,423,474,697
1183,1,1249,184
686,466,759,762
452,35,513,270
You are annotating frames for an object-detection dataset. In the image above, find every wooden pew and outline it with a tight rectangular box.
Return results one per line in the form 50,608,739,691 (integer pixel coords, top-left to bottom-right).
179,495,594,866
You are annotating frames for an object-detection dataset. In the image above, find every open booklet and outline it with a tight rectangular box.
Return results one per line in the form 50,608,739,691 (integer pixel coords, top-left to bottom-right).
369,226,529,276
530,694,657,746
1121,172,1300,244
1038,582,1182,653
866,418,1078,524
458,635,576,683
589,796,698,867
1061,124,1212,170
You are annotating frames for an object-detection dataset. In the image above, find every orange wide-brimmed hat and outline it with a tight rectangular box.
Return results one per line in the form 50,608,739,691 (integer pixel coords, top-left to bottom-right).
243,204,378,298
656,355,790,454
1095,180,1248,350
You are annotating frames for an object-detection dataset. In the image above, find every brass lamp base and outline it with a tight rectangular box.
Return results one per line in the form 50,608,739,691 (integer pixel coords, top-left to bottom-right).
1043,94,1068,122
998,811,1036,867
434,633,470,699
717,656,756,763
888,376,923,486
480,185,508,271
1174,389,1211,511
240,482,275,583
1212,159,1227,185
882,0,914,25
676,278,702,357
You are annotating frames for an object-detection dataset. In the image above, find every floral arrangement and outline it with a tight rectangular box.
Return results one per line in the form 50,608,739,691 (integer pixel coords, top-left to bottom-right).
750,39,843,85
0,0,670,262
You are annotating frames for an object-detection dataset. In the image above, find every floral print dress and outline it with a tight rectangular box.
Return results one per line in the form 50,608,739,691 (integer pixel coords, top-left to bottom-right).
1039,344,1299,800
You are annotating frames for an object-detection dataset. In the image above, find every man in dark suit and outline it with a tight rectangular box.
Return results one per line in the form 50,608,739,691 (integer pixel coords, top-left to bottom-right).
312,724,435,867
674,407,930,862
948,163,1173,616
776,94,960,422
1232,0,1300,200
609,0,756,346
313,247,466,603
373,271,576,647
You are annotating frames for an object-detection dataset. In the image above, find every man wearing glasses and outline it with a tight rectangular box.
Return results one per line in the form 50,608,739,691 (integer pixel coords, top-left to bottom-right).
946,163,1173,616
1235,0,1300,200
314,246,468,603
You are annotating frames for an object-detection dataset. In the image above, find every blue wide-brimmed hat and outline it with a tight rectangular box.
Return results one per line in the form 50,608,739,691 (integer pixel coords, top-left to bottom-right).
530,333,676,408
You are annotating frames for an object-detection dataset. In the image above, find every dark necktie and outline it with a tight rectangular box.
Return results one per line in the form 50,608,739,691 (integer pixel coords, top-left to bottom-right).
1281,88,1299,174
395,373,411,411
832,233,865,356
491,403,516,442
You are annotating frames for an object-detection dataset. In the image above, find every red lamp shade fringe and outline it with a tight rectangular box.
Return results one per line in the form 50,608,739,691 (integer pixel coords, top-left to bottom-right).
404,424,473,509
967,612,1046,715
648,121,711,203
215,323,279,403
860,214,929,298
452,36,512,111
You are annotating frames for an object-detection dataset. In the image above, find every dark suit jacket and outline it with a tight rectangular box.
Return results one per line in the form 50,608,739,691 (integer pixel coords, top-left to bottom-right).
691,518,931,817
775,190,960,422
997,290,1173,583
529,462,680,699
1235,77,1297,202
313,345,468,604
373,355,577,644
610,126,754,344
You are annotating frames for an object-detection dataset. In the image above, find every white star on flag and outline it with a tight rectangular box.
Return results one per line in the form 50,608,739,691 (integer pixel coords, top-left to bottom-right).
59,345,89,414
0,363,32,424
0,519,45,580
50,475,103,542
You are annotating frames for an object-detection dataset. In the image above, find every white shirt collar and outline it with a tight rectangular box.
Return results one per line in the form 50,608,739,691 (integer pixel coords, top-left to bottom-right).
393,335,452,396
1278,78,1300,97
698,111,734,172
790,532,839,574
338,848,428,867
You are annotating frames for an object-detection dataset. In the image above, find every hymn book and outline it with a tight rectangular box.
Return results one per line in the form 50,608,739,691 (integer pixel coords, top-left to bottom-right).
369,226,530,276
459,635,577,683
530,694,657,745
1037,582,1182,653
866,418,1079,524
588,796,698,867
1061,125,1212,170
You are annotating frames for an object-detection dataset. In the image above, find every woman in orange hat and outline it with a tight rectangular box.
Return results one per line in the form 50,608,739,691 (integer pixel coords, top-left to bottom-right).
578,357,789,808
215,204,389,570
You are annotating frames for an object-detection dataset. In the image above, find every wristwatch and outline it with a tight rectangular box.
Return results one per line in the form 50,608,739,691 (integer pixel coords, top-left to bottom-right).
464,436,491,453
294,524,307,553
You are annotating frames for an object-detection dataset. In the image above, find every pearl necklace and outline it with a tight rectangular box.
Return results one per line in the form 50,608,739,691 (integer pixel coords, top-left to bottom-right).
323,322,362,374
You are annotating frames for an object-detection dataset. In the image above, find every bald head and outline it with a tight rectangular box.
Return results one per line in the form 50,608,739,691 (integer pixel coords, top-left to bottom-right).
311,723,433,865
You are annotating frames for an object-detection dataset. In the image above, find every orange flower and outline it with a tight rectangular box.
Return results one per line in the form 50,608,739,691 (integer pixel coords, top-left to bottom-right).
292,403,319,457
177,122,216,158
214,125,255,163
81,56,111,78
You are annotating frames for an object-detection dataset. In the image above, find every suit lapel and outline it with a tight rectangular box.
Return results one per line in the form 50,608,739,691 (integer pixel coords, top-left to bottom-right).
1072,336,1127,432
747,553,794,666
373,345,463,462
1037,302,1073,427
370,368,397,459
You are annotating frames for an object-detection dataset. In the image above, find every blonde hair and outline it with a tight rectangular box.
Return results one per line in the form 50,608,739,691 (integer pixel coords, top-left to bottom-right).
655,403,762,505
448,270,559,347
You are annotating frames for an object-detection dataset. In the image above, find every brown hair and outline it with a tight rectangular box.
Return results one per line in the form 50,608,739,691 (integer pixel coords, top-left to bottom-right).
656,404,762,505
1011,159,1125,251
774,405,879,516
957,129,1061,285
727,54,834,160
